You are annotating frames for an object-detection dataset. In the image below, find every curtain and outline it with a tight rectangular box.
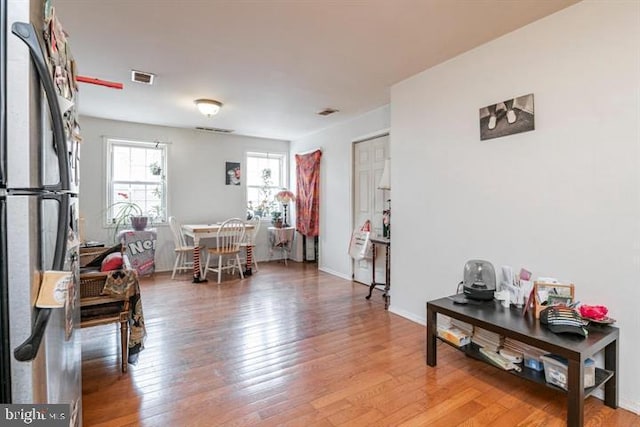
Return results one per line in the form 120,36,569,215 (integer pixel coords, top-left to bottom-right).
295,150,322,237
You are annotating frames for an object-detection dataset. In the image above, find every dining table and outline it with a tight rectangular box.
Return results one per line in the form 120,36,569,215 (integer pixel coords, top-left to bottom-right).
182,223,255,283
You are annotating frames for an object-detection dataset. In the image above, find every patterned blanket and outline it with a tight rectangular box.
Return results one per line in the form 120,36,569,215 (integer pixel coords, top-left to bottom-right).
102,269,147,364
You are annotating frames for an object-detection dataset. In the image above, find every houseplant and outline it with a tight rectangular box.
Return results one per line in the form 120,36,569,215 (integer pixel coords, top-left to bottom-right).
271,211,283,228
107,193,147,242
149,162,162,176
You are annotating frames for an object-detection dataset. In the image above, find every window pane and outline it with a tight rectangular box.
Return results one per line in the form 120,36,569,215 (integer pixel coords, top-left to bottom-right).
107,139,168,226
113,146,130,180
246,152,286,220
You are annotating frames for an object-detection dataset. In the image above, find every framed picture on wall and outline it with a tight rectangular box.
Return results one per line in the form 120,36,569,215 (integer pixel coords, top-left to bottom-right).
225,161,241,185
479,93,535,141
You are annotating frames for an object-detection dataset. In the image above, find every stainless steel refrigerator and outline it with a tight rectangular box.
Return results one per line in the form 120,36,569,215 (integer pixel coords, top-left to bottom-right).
1,0,82,424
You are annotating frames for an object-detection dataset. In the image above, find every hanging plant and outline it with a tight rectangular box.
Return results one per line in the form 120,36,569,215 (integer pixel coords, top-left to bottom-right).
149,162,162,176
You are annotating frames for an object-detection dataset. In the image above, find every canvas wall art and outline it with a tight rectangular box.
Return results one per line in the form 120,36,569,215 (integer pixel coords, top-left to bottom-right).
225,161,241,185
479,93,535,141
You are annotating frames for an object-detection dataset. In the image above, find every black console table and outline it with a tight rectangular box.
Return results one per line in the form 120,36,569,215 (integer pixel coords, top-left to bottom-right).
365,237,390,309
426,296,619,427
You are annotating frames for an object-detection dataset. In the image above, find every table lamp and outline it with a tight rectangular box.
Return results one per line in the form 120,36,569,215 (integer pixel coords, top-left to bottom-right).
378,159,391,238
275,190,295,227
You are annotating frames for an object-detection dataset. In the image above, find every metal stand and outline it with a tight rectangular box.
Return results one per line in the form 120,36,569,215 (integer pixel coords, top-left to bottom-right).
302,235,319,263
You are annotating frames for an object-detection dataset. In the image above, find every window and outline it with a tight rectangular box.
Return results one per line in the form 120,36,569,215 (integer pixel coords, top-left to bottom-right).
105,138,167,226
246,151,287,220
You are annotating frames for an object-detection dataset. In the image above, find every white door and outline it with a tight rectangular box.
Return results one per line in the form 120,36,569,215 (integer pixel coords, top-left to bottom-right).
353,134,389,285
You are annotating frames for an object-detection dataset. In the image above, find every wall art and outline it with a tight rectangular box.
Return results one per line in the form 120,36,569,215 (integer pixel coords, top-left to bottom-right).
225,161,241,185
479,93,535,141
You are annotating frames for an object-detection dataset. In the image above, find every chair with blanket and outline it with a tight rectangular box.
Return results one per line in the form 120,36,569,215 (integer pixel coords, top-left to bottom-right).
79,244,134,373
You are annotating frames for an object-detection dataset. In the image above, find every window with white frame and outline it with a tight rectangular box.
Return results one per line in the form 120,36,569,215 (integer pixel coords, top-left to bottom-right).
105,138,167,226
246,151,287,220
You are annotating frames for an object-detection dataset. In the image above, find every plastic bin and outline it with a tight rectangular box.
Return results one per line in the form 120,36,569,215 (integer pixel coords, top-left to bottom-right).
523,351,544,371
540,354,595,389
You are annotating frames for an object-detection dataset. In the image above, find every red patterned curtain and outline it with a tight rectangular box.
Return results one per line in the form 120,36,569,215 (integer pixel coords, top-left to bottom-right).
295,150,322,237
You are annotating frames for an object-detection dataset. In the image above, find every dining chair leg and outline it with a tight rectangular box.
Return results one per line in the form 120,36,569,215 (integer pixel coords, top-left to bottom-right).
217,255,222,284
203,252,211,280
172,253,180,279
236,254,244,279
120,318,128,373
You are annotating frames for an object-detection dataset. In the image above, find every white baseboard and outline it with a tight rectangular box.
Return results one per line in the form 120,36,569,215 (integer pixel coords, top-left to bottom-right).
318,266,352,281
619,397,640,415
389,306,426,326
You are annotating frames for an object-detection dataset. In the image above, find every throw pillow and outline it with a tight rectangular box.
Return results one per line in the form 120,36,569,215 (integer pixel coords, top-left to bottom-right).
101,252,123,272
85,244,122,267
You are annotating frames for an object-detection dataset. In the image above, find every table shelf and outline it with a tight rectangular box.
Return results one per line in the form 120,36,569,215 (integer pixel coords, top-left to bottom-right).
438,338,615,398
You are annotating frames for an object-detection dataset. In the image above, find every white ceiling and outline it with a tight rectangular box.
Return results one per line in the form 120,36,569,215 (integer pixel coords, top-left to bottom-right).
54,0,579,141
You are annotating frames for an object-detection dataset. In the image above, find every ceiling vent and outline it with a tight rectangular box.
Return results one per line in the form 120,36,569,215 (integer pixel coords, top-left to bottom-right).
131,70,155,85
317,108,339,116
195,126,234,134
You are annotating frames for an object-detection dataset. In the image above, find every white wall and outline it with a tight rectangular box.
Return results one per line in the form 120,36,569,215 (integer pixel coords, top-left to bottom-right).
79,116,289,271
290,106,390,278
391,0,639,412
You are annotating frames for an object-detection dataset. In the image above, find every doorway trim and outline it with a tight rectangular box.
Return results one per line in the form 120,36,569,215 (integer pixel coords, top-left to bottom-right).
351,129,390,282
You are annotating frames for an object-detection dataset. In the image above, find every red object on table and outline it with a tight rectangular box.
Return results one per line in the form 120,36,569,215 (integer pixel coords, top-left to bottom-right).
579,305,608,321
77,75,123,89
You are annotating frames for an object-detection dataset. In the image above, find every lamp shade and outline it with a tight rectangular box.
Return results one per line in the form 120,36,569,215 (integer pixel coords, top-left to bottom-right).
378,159,390,190
275,190,295,204
195,98,222,117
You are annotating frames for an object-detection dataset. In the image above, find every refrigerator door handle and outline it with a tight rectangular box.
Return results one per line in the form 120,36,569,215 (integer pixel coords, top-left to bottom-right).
13,308,51,362
46,192,70,271
11,22,70,192
13,193,70,361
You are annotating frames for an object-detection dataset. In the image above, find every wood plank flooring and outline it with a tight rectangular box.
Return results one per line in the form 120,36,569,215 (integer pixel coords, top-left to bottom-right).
81,262,640,426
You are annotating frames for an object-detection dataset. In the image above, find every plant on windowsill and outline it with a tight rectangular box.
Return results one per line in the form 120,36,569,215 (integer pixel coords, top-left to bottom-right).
250,168,278,219
106,193,147,243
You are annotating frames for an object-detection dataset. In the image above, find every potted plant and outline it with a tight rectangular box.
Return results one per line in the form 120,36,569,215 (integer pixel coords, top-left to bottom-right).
271,211,283,228
149,161,162,176
107,193,147,242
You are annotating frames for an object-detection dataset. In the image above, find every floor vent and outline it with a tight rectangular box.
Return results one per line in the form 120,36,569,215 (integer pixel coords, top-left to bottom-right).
131,70,155,85
195,127,234,133
317,108,339,116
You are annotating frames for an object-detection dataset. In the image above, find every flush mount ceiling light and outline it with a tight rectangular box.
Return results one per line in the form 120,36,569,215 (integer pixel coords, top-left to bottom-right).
195,99,223,117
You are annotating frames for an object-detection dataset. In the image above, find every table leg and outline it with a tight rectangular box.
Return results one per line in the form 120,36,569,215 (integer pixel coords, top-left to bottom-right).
366,243,377,300
604,338,618,408
426,304,437,366
244,245,253,276
192,237,207,283
567,358,585,427
383,244,390,310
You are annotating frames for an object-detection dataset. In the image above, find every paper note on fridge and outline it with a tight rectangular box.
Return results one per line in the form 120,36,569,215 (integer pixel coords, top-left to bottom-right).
36,271,72,308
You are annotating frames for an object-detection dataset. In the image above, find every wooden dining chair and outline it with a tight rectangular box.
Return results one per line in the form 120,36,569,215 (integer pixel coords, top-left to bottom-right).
203,218,246,283
168,216,201,279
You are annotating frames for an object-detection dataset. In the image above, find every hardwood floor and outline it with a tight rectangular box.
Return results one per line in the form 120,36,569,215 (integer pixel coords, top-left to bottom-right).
81,262,639,426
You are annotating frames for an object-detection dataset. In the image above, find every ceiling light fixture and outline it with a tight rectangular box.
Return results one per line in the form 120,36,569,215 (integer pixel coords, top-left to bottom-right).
195,99,223,117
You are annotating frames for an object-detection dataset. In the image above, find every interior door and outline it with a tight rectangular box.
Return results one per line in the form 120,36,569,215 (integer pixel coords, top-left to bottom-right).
352,134,389,285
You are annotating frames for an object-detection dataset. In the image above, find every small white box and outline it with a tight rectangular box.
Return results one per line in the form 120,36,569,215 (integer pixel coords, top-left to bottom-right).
540,355,595,389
